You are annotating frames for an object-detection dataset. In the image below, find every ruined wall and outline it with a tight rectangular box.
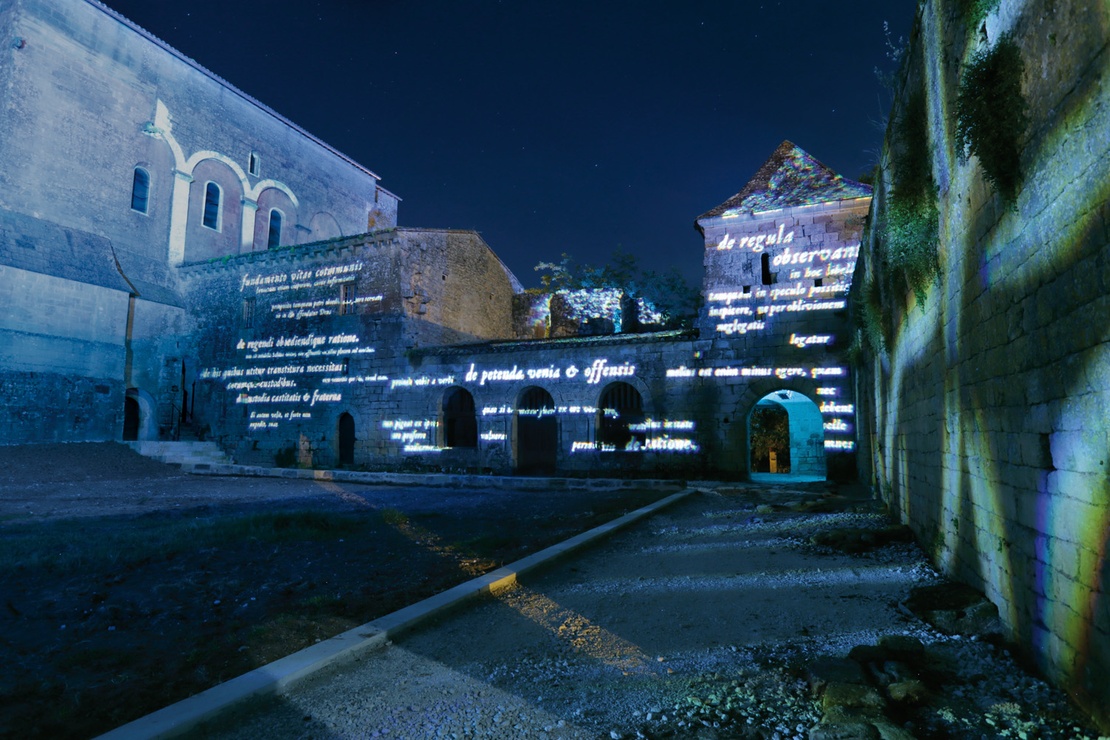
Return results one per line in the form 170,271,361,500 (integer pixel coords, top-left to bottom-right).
858,0,1110,727
397,230,518,348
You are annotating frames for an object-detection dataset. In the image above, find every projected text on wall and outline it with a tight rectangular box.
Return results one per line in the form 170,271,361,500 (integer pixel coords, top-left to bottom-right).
201,259,384,431
706,237,859,337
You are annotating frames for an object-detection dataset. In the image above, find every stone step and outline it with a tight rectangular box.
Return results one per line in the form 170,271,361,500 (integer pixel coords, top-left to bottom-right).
128,440,230,467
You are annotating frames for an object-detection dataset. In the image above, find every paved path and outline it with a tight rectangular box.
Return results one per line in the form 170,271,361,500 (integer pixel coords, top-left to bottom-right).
201,484,940,739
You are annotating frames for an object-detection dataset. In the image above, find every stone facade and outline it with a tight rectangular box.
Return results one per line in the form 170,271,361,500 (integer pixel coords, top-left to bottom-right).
0,0,398,444
0,0,871,486
856,0,1110,728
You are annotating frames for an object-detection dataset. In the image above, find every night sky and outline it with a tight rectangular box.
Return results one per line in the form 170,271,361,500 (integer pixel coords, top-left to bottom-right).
98,0,918,288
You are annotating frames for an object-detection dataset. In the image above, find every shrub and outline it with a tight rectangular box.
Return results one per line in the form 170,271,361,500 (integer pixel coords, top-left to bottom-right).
956,35,1029,204
883,195,940,307
960,0,1002,30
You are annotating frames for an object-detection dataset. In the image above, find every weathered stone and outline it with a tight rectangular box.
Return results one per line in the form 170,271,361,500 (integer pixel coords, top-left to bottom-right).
871,720,916,740
807,657,868,695
877,635,925,662
886,679,929,704
821,682,886,711
809,722,880,740
847,644,889,666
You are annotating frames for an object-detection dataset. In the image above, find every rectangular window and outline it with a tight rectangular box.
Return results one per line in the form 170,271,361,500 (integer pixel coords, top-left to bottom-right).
242,297,255,328
248,151,260,177
339,283,356,315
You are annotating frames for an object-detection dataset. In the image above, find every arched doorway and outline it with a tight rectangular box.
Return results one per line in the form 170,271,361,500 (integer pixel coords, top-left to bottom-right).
514,386,557,474
338,412,355,466
441,387,477,448
123,396,140,441
596,381,645,450
748,390,825,478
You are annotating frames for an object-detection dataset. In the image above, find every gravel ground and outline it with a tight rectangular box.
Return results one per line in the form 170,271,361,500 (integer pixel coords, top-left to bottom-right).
205,487,1106,740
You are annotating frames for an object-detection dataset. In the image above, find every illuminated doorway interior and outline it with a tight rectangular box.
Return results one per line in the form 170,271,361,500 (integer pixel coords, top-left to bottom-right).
515,386,557,474
749,390,825,478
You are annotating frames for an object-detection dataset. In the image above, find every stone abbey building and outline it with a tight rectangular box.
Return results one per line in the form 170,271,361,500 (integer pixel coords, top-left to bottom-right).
0,0,870,479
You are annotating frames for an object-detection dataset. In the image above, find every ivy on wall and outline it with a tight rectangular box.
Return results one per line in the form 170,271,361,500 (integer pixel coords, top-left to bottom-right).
956,34,1029,204
879,87,940,308
959,0,1003,30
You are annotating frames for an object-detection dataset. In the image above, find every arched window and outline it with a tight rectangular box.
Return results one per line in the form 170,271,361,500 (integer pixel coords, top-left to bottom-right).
597,382,644,449
442,387,477,448
202,182,221,230
131,167,150,214
267,209,283,248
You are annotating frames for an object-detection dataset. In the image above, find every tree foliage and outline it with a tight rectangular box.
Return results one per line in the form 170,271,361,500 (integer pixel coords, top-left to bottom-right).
750,404,790,473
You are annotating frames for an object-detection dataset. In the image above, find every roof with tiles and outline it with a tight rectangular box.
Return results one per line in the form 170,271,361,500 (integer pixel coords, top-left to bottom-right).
697,141,871,224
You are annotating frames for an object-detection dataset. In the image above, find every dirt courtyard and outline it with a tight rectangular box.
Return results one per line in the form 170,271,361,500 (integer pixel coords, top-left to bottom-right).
0,443,677,738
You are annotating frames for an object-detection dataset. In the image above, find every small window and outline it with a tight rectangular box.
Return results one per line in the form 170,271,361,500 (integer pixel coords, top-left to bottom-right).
267,209,283,249
131,167,150,213
202,182,221,230
248,151,260,177
339,283,356,315
814,278,823,288
242,297,255,328
761,253,773,285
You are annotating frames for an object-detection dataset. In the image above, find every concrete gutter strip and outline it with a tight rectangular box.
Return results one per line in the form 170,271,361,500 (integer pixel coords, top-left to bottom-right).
95,489,695,740
182,461,684,491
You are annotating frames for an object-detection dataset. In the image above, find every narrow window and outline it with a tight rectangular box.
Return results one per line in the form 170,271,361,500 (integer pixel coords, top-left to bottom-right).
202,182,221,230
248,151,260,177
242,297,255,328
267,209,283,248
761,253,773,285
339,283,356,315
131,167,150,213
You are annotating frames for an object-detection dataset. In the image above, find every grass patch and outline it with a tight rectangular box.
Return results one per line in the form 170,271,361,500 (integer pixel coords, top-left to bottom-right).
380,507,409,526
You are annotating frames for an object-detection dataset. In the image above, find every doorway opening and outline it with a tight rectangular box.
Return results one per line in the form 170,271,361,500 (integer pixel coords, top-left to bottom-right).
123,396,140,441
338,412,355,466
514,386,557,474
748,390,825,478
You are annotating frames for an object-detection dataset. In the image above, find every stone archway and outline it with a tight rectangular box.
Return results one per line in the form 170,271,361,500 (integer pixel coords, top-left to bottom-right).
748,389,825,478
123,388,158,442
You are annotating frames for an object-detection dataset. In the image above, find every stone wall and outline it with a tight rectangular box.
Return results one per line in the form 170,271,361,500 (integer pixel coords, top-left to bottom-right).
857,0,1110,728
0,0,397,269
0,0,398,446
0,265,129,442
697,192,870,479
181,229,521,468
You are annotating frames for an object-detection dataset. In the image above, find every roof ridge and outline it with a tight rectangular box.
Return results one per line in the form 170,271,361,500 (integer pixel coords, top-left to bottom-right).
697,141,871,224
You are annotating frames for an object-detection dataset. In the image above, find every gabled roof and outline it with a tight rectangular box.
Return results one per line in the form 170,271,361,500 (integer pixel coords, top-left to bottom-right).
697,141,871,223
